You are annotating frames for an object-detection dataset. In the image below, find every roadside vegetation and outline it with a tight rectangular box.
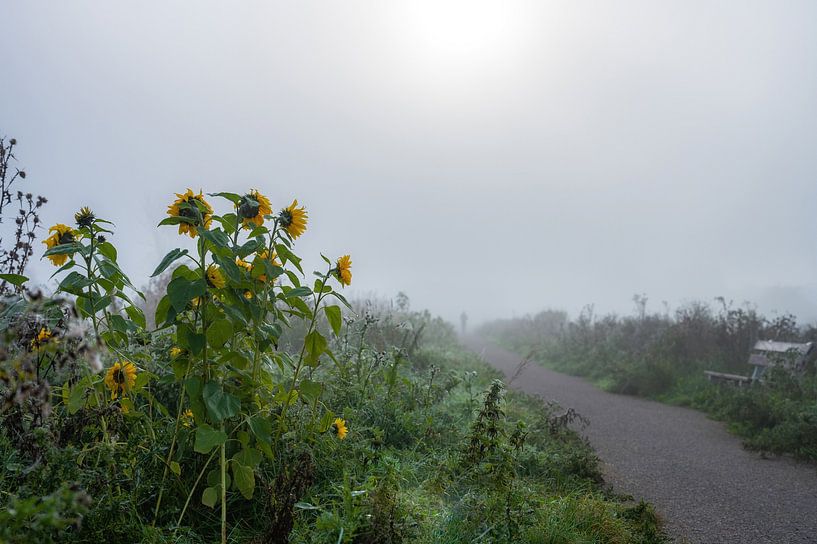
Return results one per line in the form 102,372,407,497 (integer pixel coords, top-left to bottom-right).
481,298,817,461
0,136,664,543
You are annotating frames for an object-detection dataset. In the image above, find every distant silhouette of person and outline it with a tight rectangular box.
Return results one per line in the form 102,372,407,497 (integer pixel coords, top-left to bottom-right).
460,311,468,335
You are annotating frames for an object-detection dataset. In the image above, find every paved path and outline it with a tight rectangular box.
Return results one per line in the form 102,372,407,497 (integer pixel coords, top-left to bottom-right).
465,337,817,544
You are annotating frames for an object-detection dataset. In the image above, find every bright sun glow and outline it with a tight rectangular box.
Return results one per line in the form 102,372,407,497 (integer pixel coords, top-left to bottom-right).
393,2,534,84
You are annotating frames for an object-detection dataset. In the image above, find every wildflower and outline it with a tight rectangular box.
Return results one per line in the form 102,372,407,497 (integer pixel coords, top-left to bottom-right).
104,361,137,400
332,417,348,440
253,250,281,282
30,327,52,351
170,346,183,358
237,189,272,228
333,255,352,287
278,199,308,239
181,409,194,427
206,264,226,289
74,206,95,229
166,189,213,238
243,290,253,300
42,224,77,266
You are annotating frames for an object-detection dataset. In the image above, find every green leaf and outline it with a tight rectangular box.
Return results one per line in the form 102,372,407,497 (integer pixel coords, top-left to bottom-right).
210,191,242,204
323,305,342,336
67,382,87,414
158,216,195,227
151,248,188,277
207,318,233,349
284,286,312,299
201,486,218,508
43,243,80,256
125,305,146,329
170,461,181,476
248,415,272,445
58,271,93,297
303,330,327,366
194,424,228,454
202,382,240,422
167,277,207,312
97,241,118,262
231,459,255,499
299,379,323,403
0,273,28,287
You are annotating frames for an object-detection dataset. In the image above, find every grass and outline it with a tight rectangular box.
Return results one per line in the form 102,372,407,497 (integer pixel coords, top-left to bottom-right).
0,294,667,543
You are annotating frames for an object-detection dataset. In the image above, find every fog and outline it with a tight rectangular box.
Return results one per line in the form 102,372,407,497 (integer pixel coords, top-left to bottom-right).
3,1,817,325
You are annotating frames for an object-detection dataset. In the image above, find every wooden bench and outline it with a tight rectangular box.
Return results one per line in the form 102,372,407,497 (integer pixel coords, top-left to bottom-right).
704,340,814,386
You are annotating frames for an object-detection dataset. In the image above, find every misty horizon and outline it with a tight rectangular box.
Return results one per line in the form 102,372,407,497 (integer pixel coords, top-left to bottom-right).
3,1,817,326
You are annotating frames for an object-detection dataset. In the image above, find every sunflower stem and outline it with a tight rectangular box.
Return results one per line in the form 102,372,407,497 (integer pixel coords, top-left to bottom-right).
220,431,227,544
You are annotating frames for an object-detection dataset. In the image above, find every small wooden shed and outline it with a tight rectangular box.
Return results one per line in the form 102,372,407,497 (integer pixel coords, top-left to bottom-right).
704,340,814,386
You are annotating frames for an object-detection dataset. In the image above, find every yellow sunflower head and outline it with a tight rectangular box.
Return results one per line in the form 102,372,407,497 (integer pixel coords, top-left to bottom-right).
181,408,194,428
206,264,226,289
30,327,52,351
104,361,137,400
332,417,348,440
42,224,78,266
235,257,253,273
333,255,352,287
238,189,272,229
278,199,308,239
74,207,95,229
167,189,213,238
252,250,281,282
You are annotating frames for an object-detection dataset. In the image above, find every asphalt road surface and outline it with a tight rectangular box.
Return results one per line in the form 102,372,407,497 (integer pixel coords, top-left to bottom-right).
465,337,817,544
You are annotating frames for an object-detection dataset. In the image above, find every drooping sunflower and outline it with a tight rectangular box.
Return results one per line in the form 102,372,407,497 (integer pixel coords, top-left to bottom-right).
166,189,213,238
238,189,272,229
332,418,348,440
74,206,95,229
104,361,138,400
206,264,226,289
42,224,77,266
30,327,52,351
334,255,352,287
278,199,308,239
252,250,281,282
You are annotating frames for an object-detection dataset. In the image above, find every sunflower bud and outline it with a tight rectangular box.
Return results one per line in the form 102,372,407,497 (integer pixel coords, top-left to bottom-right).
74,207,95,228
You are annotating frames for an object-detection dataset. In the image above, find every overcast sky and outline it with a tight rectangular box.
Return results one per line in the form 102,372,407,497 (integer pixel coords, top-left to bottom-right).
2,1,817,324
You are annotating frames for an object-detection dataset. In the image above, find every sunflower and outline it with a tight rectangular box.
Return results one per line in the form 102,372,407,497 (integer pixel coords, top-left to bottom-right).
236,257,253,273
332,418,348,440
333,255,352,287
104,361,138,400
30,327,52,351
181,409,194,428
238,189,272,229
253,250,281,282
74,207,95,229
278,199,308,239
166,189,213,238
42,224,77,266
206,264,226,289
